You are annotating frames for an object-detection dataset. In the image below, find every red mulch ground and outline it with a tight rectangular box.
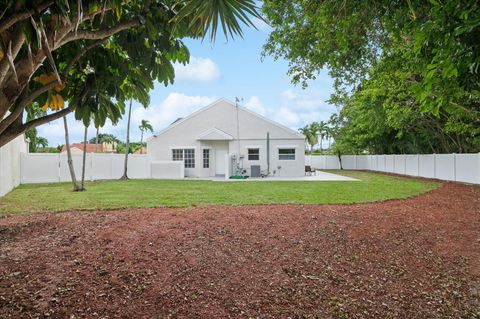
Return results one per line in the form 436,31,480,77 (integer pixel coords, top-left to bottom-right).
0,182,479,319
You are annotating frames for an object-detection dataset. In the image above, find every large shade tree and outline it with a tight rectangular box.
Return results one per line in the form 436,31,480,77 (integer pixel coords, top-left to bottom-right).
262,0,480,153
0,0,262,146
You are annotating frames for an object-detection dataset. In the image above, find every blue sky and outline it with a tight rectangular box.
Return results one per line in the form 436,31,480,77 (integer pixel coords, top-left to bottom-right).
38,18,336,147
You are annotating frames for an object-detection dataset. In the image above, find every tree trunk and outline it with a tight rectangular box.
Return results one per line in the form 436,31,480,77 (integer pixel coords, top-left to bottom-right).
63,116,81,191
328,138,331,149
120,99,132,180
80,124,88,191
337,151,343,170
140,130,144,154
319,136,323,153
95,126,99,152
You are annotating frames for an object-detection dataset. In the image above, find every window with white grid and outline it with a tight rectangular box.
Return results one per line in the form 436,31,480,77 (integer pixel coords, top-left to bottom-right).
203,149,210,168
172,149,195,168
184,149,195,168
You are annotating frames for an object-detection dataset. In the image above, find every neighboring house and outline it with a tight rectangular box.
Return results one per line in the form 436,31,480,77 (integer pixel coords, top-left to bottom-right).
61,143,104,154
147,99,305,177
134,146,147,154
102,142,116,153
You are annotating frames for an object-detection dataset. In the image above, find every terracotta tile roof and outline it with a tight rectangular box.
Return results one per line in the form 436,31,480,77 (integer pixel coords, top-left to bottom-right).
61,143,104,153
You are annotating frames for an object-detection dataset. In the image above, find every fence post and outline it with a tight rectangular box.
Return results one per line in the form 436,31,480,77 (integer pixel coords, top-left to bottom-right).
110,153,114,179
417,154,420,177
58,153,61,182
433,153,437,179
453,153,456,181
90,152,94,182
354,155,357,170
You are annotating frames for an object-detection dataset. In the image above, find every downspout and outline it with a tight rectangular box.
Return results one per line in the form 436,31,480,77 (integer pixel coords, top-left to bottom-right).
267,132,270,176
235,98,242,172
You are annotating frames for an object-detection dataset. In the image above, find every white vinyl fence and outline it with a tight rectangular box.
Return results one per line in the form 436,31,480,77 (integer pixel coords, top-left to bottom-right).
306,153,480,184
20,153,152,183
0,136,28,197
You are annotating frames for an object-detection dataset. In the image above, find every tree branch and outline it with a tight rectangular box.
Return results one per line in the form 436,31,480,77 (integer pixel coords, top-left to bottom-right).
23,105,74,133
0,81,57,135
63,40,105,78
0,1,53,34
59,19,140,46
0,105,75,147
0,39,105,135
0,29,26,87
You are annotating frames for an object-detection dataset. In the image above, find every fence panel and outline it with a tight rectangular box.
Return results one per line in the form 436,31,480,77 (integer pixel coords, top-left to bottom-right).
385,155,394,172
128,155,150,179
356,156,369,169
404,155,419,176
326,156,341,169
1,136,27,196
455,154,479,184
307,155,324,169
21,153,60,183
91,154,113,180
341,155,356,169
393,155,406,175
435,154,455,181
59,154,88,182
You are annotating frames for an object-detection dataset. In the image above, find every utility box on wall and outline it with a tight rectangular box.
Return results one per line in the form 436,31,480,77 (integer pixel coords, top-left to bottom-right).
250,165,261,178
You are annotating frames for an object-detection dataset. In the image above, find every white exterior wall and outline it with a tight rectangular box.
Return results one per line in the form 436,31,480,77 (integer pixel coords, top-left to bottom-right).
0,135,28,196
151,161,184,179
147,99,305,177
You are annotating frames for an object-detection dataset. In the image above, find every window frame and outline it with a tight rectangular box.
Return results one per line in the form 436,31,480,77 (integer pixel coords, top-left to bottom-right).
203,148,210,168
278,148,296,161
247,148,260,161
171,148,195,168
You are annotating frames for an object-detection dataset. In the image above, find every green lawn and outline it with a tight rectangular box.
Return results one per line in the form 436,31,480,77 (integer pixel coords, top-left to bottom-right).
0,171,440,215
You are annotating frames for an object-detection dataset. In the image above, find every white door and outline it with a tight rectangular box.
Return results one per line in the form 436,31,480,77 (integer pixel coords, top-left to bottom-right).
215,149,227,175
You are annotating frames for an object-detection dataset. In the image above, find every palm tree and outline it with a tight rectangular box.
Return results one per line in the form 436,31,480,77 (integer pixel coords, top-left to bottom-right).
120,99,133,180
36,137,48,149
325,126,332,150
139,120,153,154
298,125,318,154
317,121,327,153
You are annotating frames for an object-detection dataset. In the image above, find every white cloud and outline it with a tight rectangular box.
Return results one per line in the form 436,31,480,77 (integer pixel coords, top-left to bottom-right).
273,107,301,127
244,96,267,116
173,57,220,83
36,114,126,147
132,92,216,135
268,89,337,130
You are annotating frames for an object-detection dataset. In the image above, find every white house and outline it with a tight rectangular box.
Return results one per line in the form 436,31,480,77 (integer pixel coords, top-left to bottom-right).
147,99,305,178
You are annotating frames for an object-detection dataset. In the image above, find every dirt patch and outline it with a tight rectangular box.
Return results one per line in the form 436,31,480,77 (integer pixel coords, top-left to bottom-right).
0,182,479,318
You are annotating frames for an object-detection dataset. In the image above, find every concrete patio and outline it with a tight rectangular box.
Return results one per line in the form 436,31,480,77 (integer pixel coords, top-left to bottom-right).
187,170,360,182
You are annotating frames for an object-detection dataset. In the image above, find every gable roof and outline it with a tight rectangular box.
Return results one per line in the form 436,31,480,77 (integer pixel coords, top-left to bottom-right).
148,98,304,141
196,127,234,140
